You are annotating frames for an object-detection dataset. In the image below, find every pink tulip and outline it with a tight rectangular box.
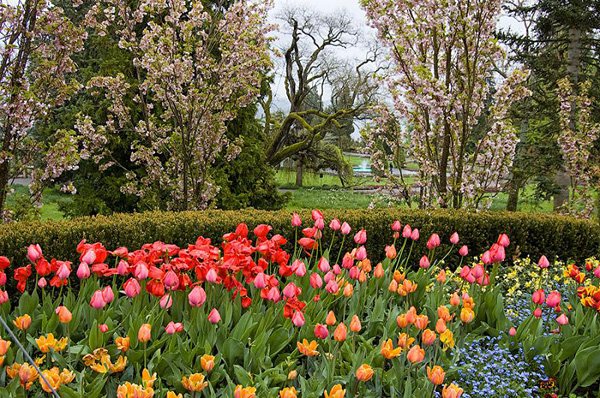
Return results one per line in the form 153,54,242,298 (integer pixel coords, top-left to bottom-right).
102,286,114,304
124,278,141,298
354,229,367,245
208,308,221,324
595,267,600,279
56,263,71,280
292,311,305,327
342,253,354,269
419,255,430,269
0,290,7,304
205,268,218,284
538,256,550,269
314,218,325,230
450,232,459,245
291,213,302,227
332,264,341,275
349,266,360,280
311,209,323,221
188,286,207,307
556,314,569,325
497,233,510,247
546,291,561,308
164,270,180,290
314,323,328,339
117,260,129,276
410,228,420,241
0,272,6,286
329,218,341,231
254,272,267,289
99,324,109,333
458,245,469,257
391,220,401,231
509,327,516,336
76,262,91,279
481,251,492,265
27,244,43,263
160,294,173,309
292,260,306,277
266,287,280,302
460,266,471,279
38,277,47,288
426,234,440,250
90,290,106,309
490,244,505,263
325,280,339,294
318,257,330,273
340,222,351,235
471,264,484,279
532,289,545,305
533,307,542,318
355,246,367,261
134,262,149,280
402,224,412,239
165,321,184,334
81,250,97,265
283,283,298,299
310,273,323,289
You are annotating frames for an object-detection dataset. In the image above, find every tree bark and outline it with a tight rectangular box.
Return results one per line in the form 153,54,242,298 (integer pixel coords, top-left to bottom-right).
295,159,303,187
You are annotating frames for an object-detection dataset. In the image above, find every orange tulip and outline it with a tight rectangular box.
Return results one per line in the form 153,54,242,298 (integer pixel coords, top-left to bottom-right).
380,339,401,359
406,345,425,364
115,336,130,352
201,354,215,372
297,339,319,357
167,392,183,398
18,363,37,390
280,387,298,398
427,365,445,385
435,318,447,334
460,308,475,323
13,314,31,331
343,283,354,297
138,323,151,343
0,338,10,356
397,332,415,349
396,314,409,328
449,293,460,306
436,269,447,283
442,383,464,398
405,307,417,324
462,296,475,309
55,306,72,324
385,245,397,259
324,384,345,398
182,373,208,392
422,329,436,346
234,385,256,398
355,364,374,382
414,314,429,330
437,306,452,322
373,263,384,278
333,323,347,342
350,315,361,332
388,280,398,292
393,271,405,283
326,311,337,326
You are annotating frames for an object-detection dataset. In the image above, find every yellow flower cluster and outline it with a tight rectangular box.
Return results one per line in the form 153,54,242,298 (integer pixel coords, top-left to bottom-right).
36,333,68,353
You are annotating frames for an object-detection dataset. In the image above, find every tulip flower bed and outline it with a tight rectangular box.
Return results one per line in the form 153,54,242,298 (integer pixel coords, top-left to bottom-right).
0,209,598,397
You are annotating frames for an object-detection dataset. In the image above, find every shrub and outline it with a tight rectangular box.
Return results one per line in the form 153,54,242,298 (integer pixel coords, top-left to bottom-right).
0,209,597,267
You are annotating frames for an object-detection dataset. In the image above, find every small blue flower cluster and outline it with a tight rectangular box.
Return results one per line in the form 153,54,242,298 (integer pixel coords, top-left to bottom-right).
451,335,545,398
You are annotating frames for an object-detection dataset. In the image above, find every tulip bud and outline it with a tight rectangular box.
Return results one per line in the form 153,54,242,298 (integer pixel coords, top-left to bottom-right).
422,329,436,346
99,324,109,333
160,294,173,309
449,232,459,245
556,313,569,325
419,255,430,269
165,321,183,334
138,323,151,342
356,364,373,381
497,233,510,247
333,323,347,342
205,268,218,284
291,213,302,227
117,260,129,276
318,257,330,273
90,290,106,309
124,278,141,298
38,277,47,288
426,234,440,250
373,263,384,278
266,286,281,302
391,220,401,231
407,345,425,363
533,307,542,318
309,273,323,289
350,315,361,332
355,246,367,261
292,311,305,327
55,306,72,323
340,222,351,235
388,280,398,292
287,370,297,380
385,245,397,259
0,290,8,304
207,308,221,324
188,286,207,307
538,255,550,269
76,262,90,279
509,327,517,336
546,291,561,308
325,280,339,294
326,311,337,326
134,262,149,280
283,283,298,299
201,354,215,372
450,292,460,306
162,270,179,290
354,229,367,244
314,323,328,339
458,245,469,257
343,283,354,297
532,289,545,305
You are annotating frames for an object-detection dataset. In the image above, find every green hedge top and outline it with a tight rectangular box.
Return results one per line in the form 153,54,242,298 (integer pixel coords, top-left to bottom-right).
0,209,598,267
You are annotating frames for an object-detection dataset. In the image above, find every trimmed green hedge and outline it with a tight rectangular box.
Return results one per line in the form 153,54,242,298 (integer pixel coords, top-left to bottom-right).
0,209,598,267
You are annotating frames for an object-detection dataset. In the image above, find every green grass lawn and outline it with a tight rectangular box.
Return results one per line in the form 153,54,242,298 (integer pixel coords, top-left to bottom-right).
285,188,378,210
6,185,71,220
275,169,381,188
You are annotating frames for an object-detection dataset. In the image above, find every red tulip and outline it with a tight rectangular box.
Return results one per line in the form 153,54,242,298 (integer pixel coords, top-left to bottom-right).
102,286,114,303
509,327,516,336
497,233,510,247
0,290,7,304
99,324,109,333
254,272,267,289
391,220,401,231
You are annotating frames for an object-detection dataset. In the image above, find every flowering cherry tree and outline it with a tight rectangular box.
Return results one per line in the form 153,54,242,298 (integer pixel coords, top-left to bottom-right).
557,78,599,218
363,0,530,209
0,0,86,219
83,0,273,210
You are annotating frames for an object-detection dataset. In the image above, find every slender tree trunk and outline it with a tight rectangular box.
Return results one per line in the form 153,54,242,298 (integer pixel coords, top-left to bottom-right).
295,159,303,187
506,176,521,211
439,120,451,208
555,27,582,211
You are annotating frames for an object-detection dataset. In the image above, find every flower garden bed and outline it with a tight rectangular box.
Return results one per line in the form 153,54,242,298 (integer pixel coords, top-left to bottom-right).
0,210,598,397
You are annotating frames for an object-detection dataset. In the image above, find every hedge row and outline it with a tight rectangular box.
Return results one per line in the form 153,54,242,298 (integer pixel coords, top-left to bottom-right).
0,209,598,268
